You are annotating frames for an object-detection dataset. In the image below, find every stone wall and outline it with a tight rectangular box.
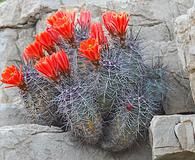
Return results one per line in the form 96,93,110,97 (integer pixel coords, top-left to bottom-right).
0,0,195,160
175,0,195,104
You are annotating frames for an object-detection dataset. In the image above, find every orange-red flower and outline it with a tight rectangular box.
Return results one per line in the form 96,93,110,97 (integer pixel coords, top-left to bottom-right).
23,41,44,63
54,18,75,44
35,55,58,81
79,38,101,65
54,50,70,75
47,11,67,26
46,11,76,44
46,27,61,44
77,11,91,30
34,50,70,81
0,65,26,90
35,30,56,53
102,11,129,39
90,23,108,47
47,11,75,27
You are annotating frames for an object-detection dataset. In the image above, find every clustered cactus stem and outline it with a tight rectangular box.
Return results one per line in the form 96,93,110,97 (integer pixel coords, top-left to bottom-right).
0,8,167,152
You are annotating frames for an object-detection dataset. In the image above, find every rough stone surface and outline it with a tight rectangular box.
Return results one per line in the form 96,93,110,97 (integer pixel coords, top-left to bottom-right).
175,0,195,103
35,13,53,34
0,0,61,28
16,28,35,54
150,115,195,160
175,121,195,150
0,103,28,127
0,124,152,160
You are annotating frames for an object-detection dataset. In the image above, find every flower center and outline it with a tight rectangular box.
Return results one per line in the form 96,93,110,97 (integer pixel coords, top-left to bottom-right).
10,72,14,77
88,44,93,48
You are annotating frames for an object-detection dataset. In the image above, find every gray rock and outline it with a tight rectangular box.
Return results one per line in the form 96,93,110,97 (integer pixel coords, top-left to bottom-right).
175,0,195,103
150,115,195,160
35,13,53,34
0,0,61,28
0,124,152,160
16,28,35,54
175,120,195,150
0,103,28,127
61,0,109,7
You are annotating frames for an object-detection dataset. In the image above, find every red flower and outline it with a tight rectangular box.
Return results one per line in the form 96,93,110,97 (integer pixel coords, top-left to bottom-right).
46,27,61,45
47,11,76,27
54,50,70,75
102,11,129,39
35,31,56,53
0,65,26,90
23,41,44,63
34,55,59,81
79,38,101,65
54,18,75,44
90,23,108,47
46,11,76,44
77,11,91,30
34,50,70,81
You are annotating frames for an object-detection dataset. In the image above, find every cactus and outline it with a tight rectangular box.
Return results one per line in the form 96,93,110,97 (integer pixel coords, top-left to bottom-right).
21,66,62,127
55,79,103,144
0,10,167,152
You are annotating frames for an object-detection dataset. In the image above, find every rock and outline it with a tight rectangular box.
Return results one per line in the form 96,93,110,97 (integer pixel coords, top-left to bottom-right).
175,15,190,71
61,0,109,7
0,103,28,127
16,28,35,53
0,29,18,74
150,115,195,160
0,0,61,28
164,72,195,114
35,13,53,34
175,120,194,150
0,124,152,160
175,1,195,103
